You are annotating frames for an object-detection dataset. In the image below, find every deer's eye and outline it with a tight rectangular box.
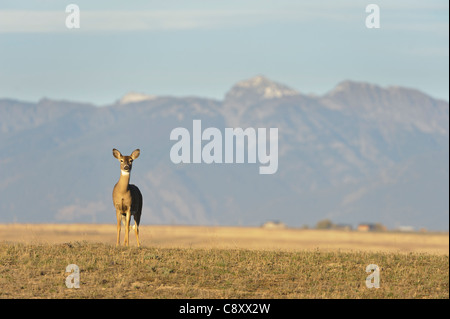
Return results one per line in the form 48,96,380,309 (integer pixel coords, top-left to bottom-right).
120,160,123,163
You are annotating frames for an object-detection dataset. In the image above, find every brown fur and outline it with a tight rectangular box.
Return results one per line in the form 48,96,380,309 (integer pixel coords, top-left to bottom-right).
112,148,143,247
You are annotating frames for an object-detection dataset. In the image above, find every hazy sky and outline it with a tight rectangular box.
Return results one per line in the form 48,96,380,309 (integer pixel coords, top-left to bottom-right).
0,0,448,105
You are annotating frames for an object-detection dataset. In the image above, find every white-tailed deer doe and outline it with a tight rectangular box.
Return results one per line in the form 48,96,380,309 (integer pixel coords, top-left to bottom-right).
112,148,143,247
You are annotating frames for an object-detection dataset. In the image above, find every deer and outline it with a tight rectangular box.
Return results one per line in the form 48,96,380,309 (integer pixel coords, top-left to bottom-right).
112,148,143,247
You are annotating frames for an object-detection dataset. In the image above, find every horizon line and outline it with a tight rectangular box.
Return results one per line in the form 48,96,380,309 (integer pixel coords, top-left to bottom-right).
1,77,449,106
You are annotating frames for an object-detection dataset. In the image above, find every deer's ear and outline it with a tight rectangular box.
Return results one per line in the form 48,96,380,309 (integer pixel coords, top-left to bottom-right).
113,148,122,159
131,149,140,160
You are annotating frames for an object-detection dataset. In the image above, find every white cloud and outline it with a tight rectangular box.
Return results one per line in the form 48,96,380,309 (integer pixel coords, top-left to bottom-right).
0,10,251,33
1,2,447,34
0,10,65,33
0,8,358,33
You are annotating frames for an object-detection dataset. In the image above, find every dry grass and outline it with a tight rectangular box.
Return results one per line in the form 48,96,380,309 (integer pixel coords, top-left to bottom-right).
0,224,448,299
0,242,448,299
0,224,448,254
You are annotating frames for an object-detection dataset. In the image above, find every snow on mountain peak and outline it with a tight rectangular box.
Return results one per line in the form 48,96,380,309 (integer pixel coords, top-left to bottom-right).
230,75,300,100
118,92,156,105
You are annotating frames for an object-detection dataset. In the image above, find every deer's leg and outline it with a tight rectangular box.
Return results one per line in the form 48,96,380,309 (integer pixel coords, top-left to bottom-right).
116,209,121,247
124,210,131,247
134,219,140,247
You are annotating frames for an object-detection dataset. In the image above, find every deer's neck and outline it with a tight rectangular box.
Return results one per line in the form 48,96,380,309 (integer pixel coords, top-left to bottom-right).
116,170,131,193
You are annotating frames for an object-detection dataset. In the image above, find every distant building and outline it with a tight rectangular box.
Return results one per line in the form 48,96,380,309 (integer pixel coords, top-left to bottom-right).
357,223,387,232
357,223,376,232
262,220,287,229
396,226,415,232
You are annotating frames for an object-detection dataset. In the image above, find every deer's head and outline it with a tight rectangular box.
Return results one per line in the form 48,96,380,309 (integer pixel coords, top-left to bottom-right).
113,148,140,174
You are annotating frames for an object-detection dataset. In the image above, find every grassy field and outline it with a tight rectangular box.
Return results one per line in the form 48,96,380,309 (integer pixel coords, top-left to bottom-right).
0,224,448,299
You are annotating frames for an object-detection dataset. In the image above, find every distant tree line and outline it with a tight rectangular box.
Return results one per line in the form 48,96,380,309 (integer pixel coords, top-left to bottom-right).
315,219,386,231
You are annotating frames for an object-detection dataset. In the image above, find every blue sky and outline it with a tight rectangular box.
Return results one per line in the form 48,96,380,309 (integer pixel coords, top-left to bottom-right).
0,0,448,105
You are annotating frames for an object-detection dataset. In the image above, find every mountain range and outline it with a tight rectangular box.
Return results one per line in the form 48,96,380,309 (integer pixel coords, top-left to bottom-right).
0,76,448,230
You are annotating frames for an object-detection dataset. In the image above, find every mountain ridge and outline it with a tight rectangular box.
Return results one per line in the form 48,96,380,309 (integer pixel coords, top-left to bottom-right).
0,76,448,230
2,75,448,108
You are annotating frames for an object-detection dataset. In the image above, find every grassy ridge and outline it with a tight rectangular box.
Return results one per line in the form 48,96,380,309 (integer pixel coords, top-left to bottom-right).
0,242,448,299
